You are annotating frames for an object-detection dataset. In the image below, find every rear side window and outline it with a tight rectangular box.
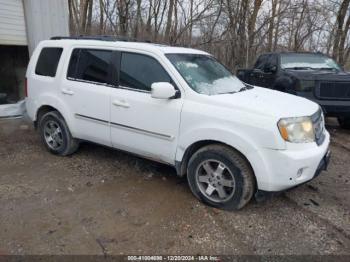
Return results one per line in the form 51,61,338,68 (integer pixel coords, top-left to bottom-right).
67,49,112,85
35,47,63,77
120,52,171,91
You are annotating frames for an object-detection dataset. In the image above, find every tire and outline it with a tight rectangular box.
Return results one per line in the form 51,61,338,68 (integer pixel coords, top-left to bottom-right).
338,117,350,129
38,111,79,156
187,144,255,210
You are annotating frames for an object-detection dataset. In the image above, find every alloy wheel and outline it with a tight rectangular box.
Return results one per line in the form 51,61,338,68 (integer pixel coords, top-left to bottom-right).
195,159,236,203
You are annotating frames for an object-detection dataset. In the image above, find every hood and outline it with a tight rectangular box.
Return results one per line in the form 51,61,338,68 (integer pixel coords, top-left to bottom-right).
207,87,319,119
285,69,350,81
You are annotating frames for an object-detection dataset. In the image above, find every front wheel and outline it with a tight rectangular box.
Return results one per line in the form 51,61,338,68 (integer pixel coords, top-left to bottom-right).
187,144,255,210
338,117,350,129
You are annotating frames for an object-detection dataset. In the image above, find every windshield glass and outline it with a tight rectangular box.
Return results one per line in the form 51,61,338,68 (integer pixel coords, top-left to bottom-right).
281,53,341,70
166,54,247,95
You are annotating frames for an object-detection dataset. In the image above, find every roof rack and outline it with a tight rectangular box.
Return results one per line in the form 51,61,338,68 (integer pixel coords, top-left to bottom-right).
50,35,151,43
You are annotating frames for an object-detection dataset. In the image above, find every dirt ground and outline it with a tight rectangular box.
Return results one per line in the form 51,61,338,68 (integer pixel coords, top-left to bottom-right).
0,117,349,256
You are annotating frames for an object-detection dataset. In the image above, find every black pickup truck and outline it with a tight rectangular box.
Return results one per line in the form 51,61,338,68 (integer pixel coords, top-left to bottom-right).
237,52,350,128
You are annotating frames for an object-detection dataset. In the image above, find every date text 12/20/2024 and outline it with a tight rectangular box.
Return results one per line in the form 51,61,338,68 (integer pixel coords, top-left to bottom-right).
127,255,220,261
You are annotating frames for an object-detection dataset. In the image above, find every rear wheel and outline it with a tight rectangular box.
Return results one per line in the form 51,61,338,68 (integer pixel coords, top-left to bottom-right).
338,117,350,129
187,144,255,210
38,111,79,156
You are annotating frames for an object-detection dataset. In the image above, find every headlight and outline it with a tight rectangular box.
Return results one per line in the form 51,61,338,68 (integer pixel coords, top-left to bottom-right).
296,80,315,92
278,116,315,143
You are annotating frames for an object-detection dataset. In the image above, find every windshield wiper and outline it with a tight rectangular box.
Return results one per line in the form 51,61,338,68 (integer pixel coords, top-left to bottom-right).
285,66,313,70
317,67,339,71
285,66,339,72
238,84,254,92
220,91,237,94
217,84,253,95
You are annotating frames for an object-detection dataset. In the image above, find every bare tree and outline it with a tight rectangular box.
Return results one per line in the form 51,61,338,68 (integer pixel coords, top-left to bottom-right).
333,0,350,65
165,0,174,43
68,0,350,70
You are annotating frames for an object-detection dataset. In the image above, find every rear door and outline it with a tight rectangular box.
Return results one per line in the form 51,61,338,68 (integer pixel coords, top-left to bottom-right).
109,51,183,164
60,48,114,146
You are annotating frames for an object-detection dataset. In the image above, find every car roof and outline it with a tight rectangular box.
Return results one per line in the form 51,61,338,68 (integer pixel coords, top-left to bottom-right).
40,39,209,56
262,51,326,56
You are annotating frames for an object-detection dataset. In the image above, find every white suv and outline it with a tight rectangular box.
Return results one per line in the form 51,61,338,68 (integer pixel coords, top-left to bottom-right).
25,37,330,210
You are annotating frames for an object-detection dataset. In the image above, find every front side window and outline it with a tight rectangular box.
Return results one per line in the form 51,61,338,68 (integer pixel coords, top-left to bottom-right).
254,55,268,70
120,52,171,91
35,47,63,77
281,53,341,70
67,49,112,85
166,54,247,95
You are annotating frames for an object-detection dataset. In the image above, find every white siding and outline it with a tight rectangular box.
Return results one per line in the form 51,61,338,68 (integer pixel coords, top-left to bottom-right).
23,0,69,55
0,0,27,46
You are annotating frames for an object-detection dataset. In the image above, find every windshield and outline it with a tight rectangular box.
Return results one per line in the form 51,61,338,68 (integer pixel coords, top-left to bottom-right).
166,54,247,95
281,53,341,70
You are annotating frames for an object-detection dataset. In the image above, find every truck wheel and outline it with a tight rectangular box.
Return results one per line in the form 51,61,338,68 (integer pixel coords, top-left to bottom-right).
338,117,350,129
38,111,79,156
187,144,255,210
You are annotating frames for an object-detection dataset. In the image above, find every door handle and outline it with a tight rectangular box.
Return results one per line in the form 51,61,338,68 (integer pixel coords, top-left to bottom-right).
112,99,130,108
61,88,74,95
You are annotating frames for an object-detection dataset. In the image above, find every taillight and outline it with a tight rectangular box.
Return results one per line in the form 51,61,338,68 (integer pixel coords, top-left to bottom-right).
25,77,28,97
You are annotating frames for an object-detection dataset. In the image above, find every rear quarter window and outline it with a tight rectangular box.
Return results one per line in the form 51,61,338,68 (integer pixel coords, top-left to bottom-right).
35,47,63,77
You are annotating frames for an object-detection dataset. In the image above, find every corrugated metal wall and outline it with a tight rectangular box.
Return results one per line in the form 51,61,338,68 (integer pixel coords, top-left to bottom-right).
23,0,69,55
0,0,27,46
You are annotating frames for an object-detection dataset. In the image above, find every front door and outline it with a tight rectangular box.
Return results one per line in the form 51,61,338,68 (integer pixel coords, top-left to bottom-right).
110,51,183,164
261,54,278,88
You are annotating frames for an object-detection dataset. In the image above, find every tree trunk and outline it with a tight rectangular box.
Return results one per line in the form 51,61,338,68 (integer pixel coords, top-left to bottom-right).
146,0,152,38
118,0,130,36
333,0,350,63
79,0,89,34
247,0,263,66
273,0,282,51
99,0,104,34
165,0,174,43
86,0,93,35
338,10,350,65
267,0,277,52
134,0,142,38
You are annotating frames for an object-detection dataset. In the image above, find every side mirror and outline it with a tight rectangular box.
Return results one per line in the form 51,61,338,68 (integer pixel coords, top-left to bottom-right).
151,82,177,99
265,65,277,73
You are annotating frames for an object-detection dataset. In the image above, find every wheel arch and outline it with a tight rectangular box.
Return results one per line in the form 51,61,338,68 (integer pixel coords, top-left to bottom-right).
175,139,257,186
31,92,77,136
34,102,77,137
35,105,59,128
175,126,272,191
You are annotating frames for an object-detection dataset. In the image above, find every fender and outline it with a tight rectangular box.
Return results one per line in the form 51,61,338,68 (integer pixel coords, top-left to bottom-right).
176,127,273,189
30,92,78,137
274,75,296,94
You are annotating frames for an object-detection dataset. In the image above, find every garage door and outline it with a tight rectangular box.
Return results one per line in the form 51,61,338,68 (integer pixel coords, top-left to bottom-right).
0,0,27,46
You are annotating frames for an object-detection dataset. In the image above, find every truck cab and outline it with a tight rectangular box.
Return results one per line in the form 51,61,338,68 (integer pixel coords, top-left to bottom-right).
237,52,350,128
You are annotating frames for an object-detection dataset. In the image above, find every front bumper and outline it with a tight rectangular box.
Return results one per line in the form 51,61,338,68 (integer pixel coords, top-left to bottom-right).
321,104,350,118
296,92,350,117
256,131,330,192
255,149,331,200
314,149,331,178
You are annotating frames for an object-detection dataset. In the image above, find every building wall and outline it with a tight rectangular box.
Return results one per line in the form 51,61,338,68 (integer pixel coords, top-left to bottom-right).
0,46,28,104
0,0,27,46
23,0,69,55
0,0,69,103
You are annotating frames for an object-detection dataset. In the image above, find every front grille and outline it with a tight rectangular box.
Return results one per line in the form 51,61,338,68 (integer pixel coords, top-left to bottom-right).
318,82,350,100
311,109,325,146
